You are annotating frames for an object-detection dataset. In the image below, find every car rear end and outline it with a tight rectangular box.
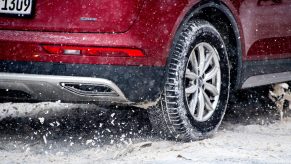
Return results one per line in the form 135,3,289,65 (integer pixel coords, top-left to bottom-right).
0,0,166,106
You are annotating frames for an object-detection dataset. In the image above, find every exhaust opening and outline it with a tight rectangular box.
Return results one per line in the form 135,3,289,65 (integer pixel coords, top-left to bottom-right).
60,83,119,97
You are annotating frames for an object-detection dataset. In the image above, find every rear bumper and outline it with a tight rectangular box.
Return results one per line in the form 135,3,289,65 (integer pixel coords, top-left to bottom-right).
0,73,129,103
0,61,165,104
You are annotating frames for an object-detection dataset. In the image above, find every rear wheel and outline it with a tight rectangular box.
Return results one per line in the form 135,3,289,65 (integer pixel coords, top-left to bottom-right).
149,20,230,141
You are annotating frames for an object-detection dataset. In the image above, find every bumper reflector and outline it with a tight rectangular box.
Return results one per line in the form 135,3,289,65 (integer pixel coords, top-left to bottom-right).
42,45,144,57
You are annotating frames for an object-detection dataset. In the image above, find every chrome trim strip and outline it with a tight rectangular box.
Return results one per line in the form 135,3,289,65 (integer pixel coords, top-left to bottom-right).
242,72,291,88
0,73,128,102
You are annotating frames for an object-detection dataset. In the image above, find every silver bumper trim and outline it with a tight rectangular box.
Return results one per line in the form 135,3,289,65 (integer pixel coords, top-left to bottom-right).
0,73,129,103
242,71,291,88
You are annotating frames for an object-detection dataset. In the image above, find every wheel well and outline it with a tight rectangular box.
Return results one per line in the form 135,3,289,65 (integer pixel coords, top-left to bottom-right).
190,3,242,90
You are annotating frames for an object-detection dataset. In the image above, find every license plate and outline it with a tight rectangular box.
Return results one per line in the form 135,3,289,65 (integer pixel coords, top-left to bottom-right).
0,0,34,17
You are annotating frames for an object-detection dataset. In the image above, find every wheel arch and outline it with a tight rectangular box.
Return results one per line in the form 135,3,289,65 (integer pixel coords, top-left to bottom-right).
168,0,244,90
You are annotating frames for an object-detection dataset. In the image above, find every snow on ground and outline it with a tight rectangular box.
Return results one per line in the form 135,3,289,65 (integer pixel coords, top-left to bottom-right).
0,89,291,163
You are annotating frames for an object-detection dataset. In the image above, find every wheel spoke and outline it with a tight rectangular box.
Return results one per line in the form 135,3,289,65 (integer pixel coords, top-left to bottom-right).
189,92,198,114
185,69,199,80
190,50,198,74
202,90,214,111
201,51,214,75
198,46,205,75
185,84,198,95
197,89,205,120
204,66,219,81
204,82,219,96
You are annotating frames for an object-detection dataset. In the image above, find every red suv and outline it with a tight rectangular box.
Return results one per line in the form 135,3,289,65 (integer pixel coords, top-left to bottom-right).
0,0,290,141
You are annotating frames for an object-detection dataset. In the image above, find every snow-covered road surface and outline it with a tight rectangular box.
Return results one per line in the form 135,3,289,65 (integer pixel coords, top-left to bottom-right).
0,89,291,163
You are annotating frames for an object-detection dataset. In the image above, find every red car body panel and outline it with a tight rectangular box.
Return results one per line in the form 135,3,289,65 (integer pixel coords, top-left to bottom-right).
0,0,144,33
220,0,291,61
0,0,196,66
238,0,291,60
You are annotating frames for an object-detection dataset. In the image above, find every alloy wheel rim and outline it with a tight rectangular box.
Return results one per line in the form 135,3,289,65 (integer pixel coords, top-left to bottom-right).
184,42,221,122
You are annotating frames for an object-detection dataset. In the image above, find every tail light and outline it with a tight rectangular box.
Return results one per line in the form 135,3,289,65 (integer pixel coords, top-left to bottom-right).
42,45,145,57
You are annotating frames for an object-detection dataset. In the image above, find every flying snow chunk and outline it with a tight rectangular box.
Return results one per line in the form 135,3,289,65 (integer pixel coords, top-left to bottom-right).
86,139,93,145
43,135,47,145
56,121,60,127
38,117,45,124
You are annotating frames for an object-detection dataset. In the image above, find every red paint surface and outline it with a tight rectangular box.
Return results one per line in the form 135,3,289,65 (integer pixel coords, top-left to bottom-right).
0,0,191,66
0,0,291,67
0,0,144,33
228,0,291,60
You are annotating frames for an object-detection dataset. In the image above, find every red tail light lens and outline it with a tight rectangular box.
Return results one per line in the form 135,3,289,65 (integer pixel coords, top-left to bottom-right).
43,46,63,54
42,45,145,57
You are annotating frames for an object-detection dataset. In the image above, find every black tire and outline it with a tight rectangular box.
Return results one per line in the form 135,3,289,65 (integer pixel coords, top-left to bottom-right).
148,20,230,141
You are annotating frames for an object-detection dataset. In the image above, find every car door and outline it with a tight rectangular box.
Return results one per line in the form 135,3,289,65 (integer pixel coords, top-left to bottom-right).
239,0,291,60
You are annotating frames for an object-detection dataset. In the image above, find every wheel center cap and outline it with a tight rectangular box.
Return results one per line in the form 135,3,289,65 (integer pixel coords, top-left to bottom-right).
198,77,204,87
